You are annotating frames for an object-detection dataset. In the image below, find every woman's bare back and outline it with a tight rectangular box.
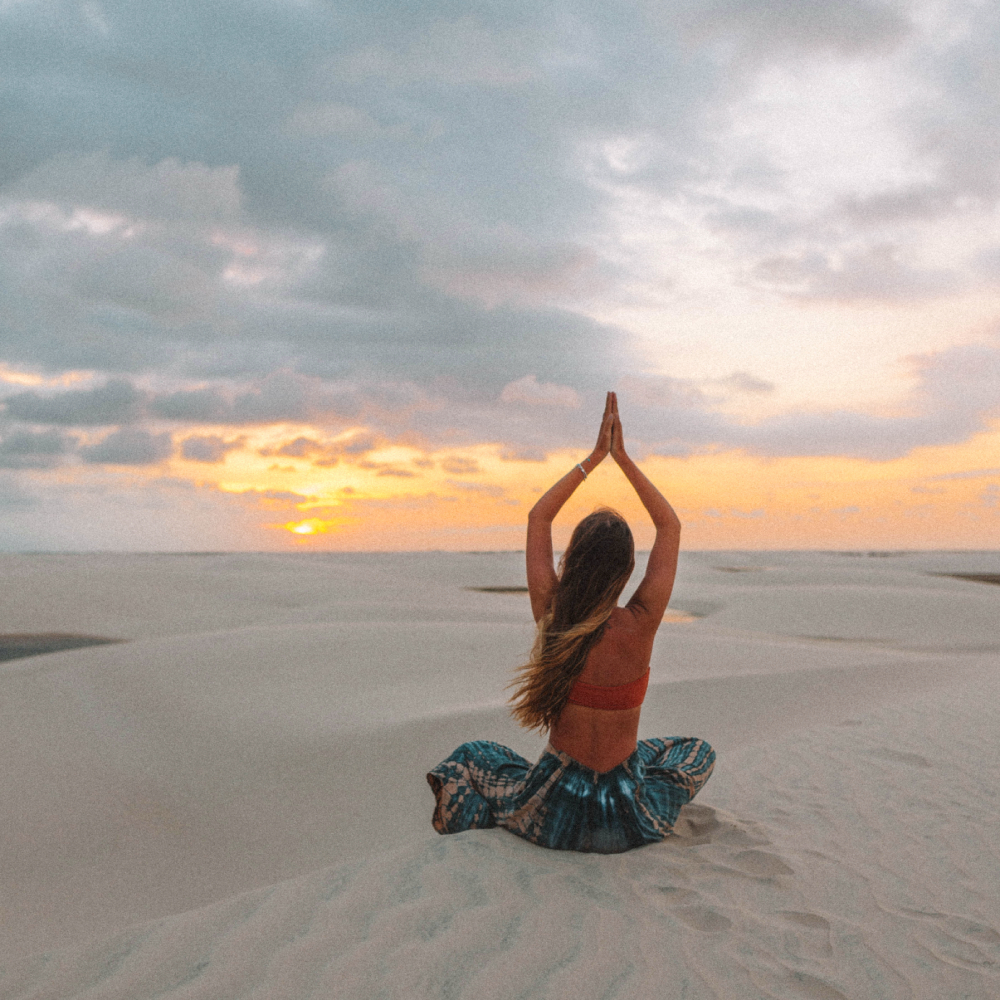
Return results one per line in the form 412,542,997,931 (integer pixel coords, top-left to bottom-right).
548,606,656,772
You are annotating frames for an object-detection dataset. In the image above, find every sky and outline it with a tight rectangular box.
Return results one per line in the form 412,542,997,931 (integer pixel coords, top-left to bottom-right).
1,0,999,551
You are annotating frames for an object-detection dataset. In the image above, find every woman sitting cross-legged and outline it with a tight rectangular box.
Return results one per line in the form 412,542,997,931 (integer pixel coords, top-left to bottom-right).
427,392,716,853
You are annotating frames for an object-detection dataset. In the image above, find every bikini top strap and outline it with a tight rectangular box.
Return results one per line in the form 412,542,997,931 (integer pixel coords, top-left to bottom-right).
566,668,650,711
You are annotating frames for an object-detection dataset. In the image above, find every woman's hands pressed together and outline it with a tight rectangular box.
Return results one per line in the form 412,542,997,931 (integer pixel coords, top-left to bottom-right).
609,392,627,464
587,391,615,469
593,390,628,466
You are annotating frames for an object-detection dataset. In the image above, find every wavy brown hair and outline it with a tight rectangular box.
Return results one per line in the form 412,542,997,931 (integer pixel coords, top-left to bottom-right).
509,508,635,732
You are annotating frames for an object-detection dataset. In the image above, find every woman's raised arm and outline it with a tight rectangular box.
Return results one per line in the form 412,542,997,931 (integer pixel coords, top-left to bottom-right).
525,392,614,621
610,395,681,626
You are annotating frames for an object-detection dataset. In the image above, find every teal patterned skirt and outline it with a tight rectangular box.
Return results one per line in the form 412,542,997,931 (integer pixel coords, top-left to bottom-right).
427,737,716,854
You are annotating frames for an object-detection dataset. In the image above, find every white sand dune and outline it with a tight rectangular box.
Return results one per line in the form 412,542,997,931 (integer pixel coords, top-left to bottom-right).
1,550,999,997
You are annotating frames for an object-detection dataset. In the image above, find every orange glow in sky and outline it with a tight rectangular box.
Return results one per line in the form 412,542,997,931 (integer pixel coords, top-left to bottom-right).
134,418,1000,551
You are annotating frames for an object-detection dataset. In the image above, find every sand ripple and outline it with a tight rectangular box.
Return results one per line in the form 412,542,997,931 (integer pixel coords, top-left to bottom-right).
5,669,999,1000
4,551,999,998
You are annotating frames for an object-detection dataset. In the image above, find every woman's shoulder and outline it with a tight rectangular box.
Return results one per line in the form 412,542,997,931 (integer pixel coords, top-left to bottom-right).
580,611,651,686
608,604,656,639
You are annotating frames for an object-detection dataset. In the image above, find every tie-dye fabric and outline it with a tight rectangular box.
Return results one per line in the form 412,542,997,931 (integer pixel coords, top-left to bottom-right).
427,737,716,854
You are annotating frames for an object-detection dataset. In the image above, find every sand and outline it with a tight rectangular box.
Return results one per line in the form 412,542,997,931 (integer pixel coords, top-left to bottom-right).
1,550,998,998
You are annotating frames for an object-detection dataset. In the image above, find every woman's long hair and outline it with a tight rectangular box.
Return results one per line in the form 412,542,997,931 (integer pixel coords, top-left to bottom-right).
508,508,635,732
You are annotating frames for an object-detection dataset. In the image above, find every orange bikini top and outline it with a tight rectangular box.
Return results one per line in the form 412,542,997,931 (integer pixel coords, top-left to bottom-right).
566,668,650,711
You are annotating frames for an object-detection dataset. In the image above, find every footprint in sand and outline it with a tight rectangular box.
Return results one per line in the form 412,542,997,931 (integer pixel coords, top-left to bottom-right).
777,911,831,931
670,804,720,843
655,886,699,905
776,972,848,1000
653,884,733,932
900,910,1000,945
673,905,733,932
897,910,1000,966
670,805,772,849
715,821,772,849
876,747,932,768
729,850,795,878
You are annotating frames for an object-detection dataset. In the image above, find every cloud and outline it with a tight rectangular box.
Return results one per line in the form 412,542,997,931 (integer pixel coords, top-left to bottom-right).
0,428,73,468
180,434,243,463
273,436,323,459
681,0,912,61
229,372,316,424
929,468,1000,481
285,102,411,141
149,388,231,422
0,326,996,467
439,455,481,475
9,373,365,431
837,186,955,227
499,446,548,462
753,244,959,302
340,432,378,455
257,429,380,466
336,16,539,87
0,472,36,509
421,242,600,310
607,333,1000,461
3,379,145,425
500,375,582,408
7,152,242,225
446,480,506,498
0,0,929,432
374,467,418,478
238,488,313,507
1,0,696,389
81,428,173,465
722,372,774,395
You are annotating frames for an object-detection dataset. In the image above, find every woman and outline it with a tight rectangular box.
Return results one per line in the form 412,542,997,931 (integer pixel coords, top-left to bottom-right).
427,392,715,853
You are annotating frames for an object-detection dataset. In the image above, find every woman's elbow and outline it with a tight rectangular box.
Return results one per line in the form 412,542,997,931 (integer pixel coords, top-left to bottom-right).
655,508,681,529
654,513,681,536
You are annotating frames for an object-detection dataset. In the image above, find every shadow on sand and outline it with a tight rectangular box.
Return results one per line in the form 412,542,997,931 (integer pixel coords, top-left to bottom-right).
0,633,124,663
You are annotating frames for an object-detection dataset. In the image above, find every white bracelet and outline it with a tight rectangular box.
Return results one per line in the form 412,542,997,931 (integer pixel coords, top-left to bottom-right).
576,463,588,480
